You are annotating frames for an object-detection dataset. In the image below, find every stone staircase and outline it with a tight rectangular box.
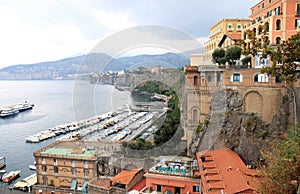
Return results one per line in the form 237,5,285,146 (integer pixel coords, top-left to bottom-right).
198,89,228,151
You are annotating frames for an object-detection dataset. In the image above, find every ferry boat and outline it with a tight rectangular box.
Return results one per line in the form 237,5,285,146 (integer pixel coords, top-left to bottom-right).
14,101,34,112
1,170,20,183
0,107,19,117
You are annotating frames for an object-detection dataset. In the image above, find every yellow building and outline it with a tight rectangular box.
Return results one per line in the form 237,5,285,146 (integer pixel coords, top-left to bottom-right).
33,140,122,194
204,18,251,64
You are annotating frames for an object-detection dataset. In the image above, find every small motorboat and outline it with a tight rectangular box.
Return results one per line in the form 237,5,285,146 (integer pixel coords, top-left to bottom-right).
29,165,36,171
1,170,21,183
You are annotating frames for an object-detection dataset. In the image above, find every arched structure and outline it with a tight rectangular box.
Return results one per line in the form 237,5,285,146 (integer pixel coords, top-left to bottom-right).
244,91,263,114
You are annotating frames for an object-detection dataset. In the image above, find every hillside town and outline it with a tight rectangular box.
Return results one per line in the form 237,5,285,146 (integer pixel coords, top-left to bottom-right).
1,0,300,194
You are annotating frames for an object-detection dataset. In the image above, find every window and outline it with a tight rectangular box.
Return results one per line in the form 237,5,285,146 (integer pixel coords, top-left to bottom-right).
157,185,162,192
193,76,198,86
276,19,281,30
54,166,58,174
42,165,47,173
295,19,300,28
254,74,269,83
233,73,241,82
54,159,58,165
258,5,260,11
192,108,199,122
275,6,281,15
228,24,233,31
207,75,212,82
265,22,270,32
193,185,201,192
84,161,88,168
267,10,272,17
72,168,76,176
42,158,46,164
297,4,300,15
276,75,282,83
276,37,281,45
84,169,89,178
217,74,222,82
72,160,76,167
269,0,272,3
237,24,241,31
262,2,264,8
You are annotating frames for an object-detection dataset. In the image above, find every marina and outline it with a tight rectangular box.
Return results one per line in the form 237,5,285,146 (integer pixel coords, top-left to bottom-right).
25,102,167,143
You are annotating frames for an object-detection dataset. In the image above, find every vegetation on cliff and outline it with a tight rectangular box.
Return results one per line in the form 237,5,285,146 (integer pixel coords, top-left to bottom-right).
259,125,300,194
122,79,184,157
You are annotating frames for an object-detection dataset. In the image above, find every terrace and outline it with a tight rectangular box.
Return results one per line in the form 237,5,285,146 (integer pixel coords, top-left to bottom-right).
148,156,200,178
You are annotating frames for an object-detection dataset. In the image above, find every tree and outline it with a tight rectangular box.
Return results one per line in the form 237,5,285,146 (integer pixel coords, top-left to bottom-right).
242,55,251,66
212,48,226,64
259,125,300,194
261,32,300,83
225,46,242,65
242,23,272,59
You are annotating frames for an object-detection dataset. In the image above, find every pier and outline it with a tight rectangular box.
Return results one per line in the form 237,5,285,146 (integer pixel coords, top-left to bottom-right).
25,103,167,143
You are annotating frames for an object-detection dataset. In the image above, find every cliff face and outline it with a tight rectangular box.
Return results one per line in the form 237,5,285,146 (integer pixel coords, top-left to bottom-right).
190,89,294,166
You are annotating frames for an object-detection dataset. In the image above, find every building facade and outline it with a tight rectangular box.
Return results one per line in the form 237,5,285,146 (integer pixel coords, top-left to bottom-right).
33,141,98,194
204,18,251,64
247,0,300,45
245,0,300,68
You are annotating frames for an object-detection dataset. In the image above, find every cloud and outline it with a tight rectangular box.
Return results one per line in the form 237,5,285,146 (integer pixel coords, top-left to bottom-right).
0,0,257,68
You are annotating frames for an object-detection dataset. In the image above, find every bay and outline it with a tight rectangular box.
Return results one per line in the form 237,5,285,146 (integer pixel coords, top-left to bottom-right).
0,80,133,185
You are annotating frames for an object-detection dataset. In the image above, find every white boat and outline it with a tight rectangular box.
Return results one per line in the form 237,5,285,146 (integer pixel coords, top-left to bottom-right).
0,107,19,117
14,173,37,191
29,165,36,171
14,101,34,112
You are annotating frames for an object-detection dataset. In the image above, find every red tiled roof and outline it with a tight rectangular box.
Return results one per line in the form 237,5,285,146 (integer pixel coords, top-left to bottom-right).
226,33,242,40
205,175,222,181
208,182,225,189
128,178,146,192
203,162,217,168
205,169,219,174
197,148,259,194
111,168,142,185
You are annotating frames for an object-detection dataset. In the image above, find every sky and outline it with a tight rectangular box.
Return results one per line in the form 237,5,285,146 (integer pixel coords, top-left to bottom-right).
0,0,256,68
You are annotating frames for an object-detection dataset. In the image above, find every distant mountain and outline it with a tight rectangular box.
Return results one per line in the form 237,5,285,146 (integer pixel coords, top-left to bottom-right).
0,51,200,80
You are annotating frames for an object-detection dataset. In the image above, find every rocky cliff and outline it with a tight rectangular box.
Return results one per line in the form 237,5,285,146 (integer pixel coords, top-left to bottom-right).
190,89,294,166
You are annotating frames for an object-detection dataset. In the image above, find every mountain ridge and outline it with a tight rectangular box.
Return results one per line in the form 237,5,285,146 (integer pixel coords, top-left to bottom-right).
0,49,203,80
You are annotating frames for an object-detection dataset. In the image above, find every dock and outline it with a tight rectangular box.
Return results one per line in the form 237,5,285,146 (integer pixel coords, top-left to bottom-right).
25,103,167,143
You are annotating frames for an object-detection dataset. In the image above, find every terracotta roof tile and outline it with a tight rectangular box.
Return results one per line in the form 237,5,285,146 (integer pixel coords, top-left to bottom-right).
111,168,142,185
197,148,259,194
208,181,225,189
128,178,146,192
205,175,222,181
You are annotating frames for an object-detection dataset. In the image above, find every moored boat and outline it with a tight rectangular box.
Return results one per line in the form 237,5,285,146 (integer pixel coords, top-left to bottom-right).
14,173,37,191
0,107,19,117
1,170,20,183
14,101,34,112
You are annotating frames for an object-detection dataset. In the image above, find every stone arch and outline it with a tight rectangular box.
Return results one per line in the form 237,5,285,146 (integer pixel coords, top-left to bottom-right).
191,106,200,123
244,91,263,114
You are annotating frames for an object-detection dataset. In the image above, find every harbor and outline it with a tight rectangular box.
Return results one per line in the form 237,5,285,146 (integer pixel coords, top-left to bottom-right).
25,102,167,143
